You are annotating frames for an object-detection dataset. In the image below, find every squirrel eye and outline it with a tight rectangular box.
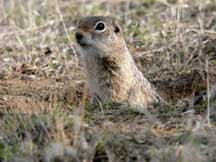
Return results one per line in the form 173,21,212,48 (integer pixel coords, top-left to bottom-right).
95,22,106,32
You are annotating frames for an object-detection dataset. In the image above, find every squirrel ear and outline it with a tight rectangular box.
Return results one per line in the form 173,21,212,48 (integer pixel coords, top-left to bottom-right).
114,25,120,33
113,20,121,33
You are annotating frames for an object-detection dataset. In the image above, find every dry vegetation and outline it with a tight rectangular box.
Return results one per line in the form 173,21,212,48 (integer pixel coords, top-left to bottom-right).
0,0,216,161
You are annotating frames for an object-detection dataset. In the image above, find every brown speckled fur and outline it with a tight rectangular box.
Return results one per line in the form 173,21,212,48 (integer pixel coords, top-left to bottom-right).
75,16,163,110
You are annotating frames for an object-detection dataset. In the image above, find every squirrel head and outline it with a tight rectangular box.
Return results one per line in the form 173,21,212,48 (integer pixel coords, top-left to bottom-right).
75,16,126,56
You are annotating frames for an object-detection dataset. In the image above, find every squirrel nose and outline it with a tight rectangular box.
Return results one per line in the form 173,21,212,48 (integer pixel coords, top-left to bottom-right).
75,32,83,41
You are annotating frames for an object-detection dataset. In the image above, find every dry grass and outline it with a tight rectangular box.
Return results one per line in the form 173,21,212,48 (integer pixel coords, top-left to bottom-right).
0,0,216,161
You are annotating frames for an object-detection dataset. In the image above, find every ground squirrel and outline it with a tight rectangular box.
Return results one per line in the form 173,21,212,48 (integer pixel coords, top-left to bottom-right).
75,16,163,110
